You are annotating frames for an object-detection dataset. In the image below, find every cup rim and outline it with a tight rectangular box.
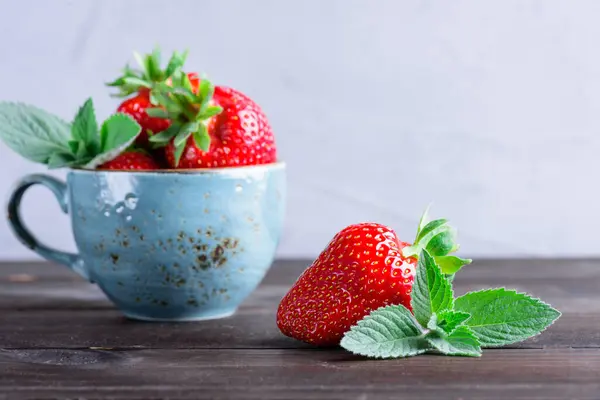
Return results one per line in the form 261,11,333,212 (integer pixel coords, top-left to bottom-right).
68,161,286,176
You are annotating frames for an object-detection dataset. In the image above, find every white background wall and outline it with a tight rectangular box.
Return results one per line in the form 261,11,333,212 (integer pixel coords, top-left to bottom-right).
0,0,598,260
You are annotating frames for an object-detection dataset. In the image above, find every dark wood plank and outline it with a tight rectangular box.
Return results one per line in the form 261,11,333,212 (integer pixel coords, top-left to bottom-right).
0,308,596,350
0,259,598,350
1,348,599,399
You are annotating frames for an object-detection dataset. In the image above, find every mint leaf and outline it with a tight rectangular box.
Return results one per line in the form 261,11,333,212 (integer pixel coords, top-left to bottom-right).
0,102,71,164
340,305,430,359
47,152,78,169
411,250,454,327
454,289,561,347
84,114,141,169
99,113,141,152
434,255,472,275
71,98,99,154
426,325,482,357
428,310,471,334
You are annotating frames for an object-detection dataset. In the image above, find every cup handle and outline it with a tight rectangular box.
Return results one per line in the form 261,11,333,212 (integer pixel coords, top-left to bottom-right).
7,174,89,281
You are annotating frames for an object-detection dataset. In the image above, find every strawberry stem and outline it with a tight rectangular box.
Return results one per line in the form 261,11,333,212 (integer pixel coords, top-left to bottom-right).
106,47,189,99
402,208,472,275
146,74,223,166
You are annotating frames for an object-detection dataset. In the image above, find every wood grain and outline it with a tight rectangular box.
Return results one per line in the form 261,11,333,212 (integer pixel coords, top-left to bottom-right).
0,259,599,399
1,349,599,399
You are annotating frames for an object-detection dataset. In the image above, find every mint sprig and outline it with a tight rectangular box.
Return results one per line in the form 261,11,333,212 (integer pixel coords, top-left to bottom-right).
341,247,560,359
0,99,141,169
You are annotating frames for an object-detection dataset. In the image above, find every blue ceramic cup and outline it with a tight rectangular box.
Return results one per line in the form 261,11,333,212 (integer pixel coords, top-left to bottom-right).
7,163,285,321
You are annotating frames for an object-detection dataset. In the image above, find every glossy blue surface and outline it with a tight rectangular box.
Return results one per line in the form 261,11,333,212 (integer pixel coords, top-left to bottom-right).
8,163,286,321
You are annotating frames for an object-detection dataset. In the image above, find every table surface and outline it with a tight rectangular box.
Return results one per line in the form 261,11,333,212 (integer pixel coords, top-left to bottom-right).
1,259,599,399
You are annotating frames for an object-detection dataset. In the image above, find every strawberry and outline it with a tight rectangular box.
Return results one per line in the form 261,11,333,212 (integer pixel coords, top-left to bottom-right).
98,150,159,171
146,77,277,168
106,48,198,146
276,211,471,346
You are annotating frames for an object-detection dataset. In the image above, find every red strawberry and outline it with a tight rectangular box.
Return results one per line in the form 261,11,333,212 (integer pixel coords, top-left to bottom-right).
147,78,277,168
98,151,159,171
277,223,415,346
276,213,470,346
107,49,198,146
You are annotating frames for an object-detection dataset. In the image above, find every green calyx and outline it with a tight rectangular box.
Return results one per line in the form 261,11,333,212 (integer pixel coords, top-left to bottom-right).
147,74,223,166
106,47,189,99
0,98,141,169
401,205,472,276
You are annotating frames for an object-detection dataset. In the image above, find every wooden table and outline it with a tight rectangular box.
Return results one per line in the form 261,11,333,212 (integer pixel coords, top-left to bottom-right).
1,259,599,399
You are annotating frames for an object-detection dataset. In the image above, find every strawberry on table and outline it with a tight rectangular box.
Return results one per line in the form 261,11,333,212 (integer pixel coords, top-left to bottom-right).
106,48,199,146
146,76,277,168
276,210,471,346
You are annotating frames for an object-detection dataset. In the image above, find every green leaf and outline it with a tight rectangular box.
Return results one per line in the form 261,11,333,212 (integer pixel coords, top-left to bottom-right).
147,47,162,80
133,51,146,71
174,128,193,147
0,102,72,164
152,87,182,113
415,203,432,239
416,219,448,244
454,289,561,347
428,310,471,335
411,250,454,327
71,98,99,154
434,255,472,275
198,79,215,113
426,228,458,256
68,139,80,155
122,76,152,89
47,152,78,169
425,325,482,357
340,305,430,359
164,49,188,78
148,124,179,147
173,140,186,167
99,113,141,153
145,108,170,119
201,105,223,119
192,123,210,151
403,215,466,265
83,113,141,169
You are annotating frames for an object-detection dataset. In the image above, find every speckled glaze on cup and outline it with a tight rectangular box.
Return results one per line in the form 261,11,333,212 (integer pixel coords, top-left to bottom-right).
7,163,285,321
